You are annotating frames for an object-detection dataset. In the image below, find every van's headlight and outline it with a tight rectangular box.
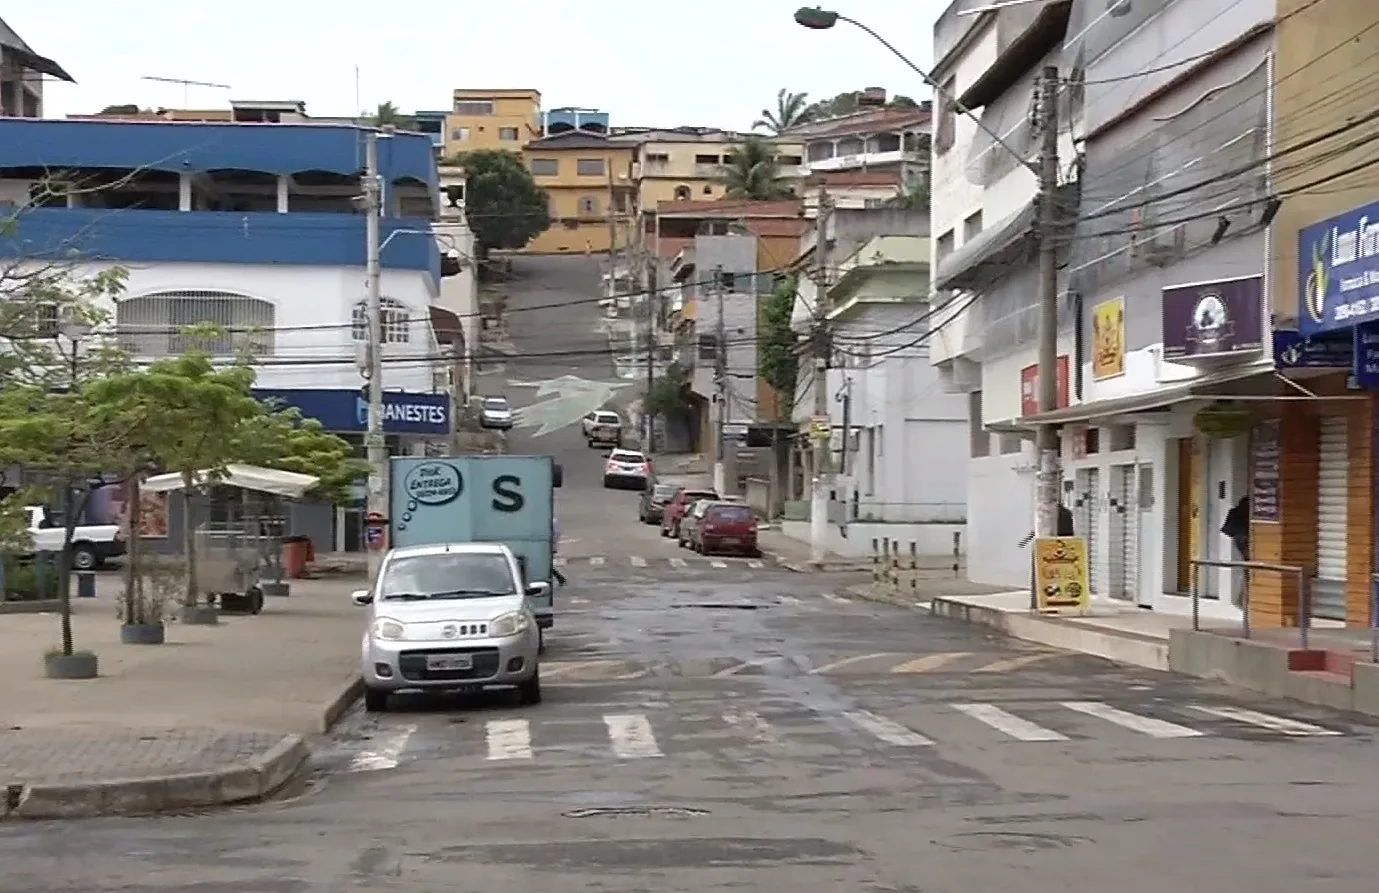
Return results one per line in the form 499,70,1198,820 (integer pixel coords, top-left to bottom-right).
371,617,407,640
488,612,530,638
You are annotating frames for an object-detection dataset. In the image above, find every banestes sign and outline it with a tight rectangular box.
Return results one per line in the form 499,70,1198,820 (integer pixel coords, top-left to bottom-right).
1020,356,1070,418
253,388,451,436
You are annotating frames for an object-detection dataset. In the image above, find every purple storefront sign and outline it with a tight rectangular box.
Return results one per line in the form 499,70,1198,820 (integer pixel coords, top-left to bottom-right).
1161,275,1265,361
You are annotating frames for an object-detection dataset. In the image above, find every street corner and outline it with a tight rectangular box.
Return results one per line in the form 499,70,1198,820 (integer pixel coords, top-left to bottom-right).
845,581,932,609
0,726,311,821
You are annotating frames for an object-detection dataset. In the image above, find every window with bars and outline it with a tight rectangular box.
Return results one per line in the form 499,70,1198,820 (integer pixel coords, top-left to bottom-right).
116,291,275,357
352,298,411,343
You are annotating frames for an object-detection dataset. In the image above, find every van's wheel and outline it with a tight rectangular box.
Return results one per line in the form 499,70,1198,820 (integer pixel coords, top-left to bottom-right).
363,685,389,712
517,667,542,706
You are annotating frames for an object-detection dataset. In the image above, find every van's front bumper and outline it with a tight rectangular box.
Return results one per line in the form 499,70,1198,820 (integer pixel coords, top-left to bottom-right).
362,630,539,692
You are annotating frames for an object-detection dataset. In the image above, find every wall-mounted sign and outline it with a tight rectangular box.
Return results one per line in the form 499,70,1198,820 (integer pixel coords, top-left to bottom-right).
1298,198,1379,335
1019,356,1070,417
1273,329,1352,369
1354,322,1379,388
1249,419,1281,523
1161,275,1264,362
1091,297,1125,380
253,388,451,436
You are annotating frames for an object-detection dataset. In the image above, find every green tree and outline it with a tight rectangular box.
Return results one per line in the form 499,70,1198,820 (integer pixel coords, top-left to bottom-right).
758,276,801,420
754,89,814,134
803,90,920,120
230,406,368,505
643,363,693,423
720,136,794,200
368,101,413,130
887,173,931,210
450,149,552,255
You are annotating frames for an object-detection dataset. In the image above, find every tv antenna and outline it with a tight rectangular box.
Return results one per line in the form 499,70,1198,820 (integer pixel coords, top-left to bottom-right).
141,75,232,107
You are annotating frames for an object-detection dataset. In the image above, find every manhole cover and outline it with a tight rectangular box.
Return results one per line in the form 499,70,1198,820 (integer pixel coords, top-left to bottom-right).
562,806,710,819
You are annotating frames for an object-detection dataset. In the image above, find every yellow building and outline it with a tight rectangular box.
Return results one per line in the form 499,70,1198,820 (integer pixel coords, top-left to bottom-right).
521,131,638,254
627,128,805,211
443,89,542,158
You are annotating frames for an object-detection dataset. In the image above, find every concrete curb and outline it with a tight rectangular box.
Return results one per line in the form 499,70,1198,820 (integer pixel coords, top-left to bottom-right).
319,676,365,733
928,596,1170,672
2,734,310,820
845,583,931,609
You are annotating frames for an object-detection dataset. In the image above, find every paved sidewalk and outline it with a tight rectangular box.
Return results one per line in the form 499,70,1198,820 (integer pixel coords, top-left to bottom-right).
0,577,363,819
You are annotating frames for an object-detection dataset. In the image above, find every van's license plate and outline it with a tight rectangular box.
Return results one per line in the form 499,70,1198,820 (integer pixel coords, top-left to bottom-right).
427,654,472,671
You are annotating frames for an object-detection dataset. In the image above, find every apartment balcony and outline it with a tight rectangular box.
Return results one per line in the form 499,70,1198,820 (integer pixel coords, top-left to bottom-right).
802,149,926,175
0,208,440,275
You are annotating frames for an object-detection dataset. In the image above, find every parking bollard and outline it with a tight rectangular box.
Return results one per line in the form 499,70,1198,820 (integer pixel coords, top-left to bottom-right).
871,538,881,583
76,571,96,599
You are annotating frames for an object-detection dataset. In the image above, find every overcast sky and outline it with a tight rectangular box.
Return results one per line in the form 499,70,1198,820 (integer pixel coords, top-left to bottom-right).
15,1,948,128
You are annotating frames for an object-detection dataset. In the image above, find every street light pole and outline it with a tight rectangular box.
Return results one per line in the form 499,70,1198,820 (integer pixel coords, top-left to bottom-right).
364,129,387,584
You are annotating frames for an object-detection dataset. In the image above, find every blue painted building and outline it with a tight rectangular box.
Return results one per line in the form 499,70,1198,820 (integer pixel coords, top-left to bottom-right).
0,116,461,553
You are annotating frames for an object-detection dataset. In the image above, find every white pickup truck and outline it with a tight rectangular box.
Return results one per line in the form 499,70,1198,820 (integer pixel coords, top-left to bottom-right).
24,505,125,571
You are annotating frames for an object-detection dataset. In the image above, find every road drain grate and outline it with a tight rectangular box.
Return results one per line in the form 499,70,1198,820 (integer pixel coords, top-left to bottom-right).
671,603,762,610
563,806,710,819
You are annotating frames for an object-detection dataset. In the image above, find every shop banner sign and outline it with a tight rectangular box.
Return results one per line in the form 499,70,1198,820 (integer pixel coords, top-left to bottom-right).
1161,275,1264,361
1249,420,1281,523
1354,322,1379,388
1273,329,1352,369
1032,536,1090,612
1298,199,1379,335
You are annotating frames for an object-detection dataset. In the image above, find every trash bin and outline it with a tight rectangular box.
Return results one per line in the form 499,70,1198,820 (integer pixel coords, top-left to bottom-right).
281,536,312,579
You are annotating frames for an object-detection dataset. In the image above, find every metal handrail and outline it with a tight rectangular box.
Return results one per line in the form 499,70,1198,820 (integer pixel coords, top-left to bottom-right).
1190,558,1310,648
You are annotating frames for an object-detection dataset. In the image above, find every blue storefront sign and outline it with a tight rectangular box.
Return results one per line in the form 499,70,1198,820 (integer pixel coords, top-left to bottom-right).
1273,329,1352,369
1354,322,1379,387
254,388,451,436
1298,199,1379,335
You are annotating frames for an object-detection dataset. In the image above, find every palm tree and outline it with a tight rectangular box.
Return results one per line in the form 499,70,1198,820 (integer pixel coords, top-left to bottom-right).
369,101,412,130
753,89,813,134
719,136,794,200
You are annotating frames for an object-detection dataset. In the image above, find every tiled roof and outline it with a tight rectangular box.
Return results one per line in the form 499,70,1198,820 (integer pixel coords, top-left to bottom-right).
805,170,903,187
655,198,802,217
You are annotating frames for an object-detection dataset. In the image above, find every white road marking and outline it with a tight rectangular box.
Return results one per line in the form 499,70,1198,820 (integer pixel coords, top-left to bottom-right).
810,652,903,675
975,652,1058,673
486,719,533,761
777,594,802,605
1188,705,1342,736
722,708,781,745
747,560,764,568
1061,701,1203,738
629,555,647,567
604,713,662,758
954,703,1069,741
820,591,852,604
589,556,606,566
346,723,416,772
843,709,934,747
709,559,728,568
552,557,567,567
668,557,687,568
711,656,783,677
890,652,969,673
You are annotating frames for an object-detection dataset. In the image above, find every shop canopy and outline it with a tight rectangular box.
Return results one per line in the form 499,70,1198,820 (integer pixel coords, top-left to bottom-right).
141,464,319,499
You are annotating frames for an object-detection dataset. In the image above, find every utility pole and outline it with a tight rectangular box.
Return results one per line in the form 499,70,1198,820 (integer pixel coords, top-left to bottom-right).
363,129,387,584
809,188,834,564
712,265,727,494
1033,65,1063,549
643,251,657,451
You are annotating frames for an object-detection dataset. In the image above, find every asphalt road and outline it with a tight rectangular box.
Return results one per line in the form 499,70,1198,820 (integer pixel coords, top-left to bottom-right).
7,256,1379,892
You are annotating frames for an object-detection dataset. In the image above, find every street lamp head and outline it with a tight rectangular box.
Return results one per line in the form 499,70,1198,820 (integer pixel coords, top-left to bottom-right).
794,6,839,29
57,309,90,342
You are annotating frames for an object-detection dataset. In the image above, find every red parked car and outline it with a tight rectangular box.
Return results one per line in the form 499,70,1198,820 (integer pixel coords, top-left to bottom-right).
660,487,718,539
689,501,759,557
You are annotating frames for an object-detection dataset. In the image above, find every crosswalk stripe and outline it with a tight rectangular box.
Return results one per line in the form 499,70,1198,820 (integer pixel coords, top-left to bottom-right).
629,555,647,567
709,559,728,568
486,719,533,760
721,708,780,745
810,652,904,675
552,557,567,567
668,557,687,567
347,723,416,772
820,592,852,604
589,556,606,566
1061,701,1203,738
843,709,933,746
747,560,764,568
604,713,662,758
954,704,1069,741
1188,705,1342,736
890,652,970,673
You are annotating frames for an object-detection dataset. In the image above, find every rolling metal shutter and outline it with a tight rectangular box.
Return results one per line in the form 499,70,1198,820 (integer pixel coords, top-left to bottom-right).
1075,467,1103,597
1107,464,1136,601
1314,416,1349,620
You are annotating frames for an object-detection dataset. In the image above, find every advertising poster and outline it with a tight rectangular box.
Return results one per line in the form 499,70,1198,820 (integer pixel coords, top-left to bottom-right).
1033,536,1090,611
1091,297,1126,380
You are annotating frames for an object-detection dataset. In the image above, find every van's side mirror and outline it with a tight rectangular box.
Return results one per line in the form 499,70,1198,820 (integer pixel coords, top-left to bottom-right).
525,581,550,598
350,589,373,606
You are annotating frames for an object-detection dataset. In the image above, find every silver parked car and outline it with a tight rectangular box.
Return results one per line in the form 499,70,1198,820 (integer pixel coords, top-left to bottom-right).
353,542,545,711
479,396,514,430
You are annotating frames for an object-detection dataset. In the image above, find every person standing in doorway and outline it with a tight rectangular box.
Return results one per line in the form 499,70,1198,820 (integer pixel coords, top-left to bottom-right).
1221,495,1250,607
